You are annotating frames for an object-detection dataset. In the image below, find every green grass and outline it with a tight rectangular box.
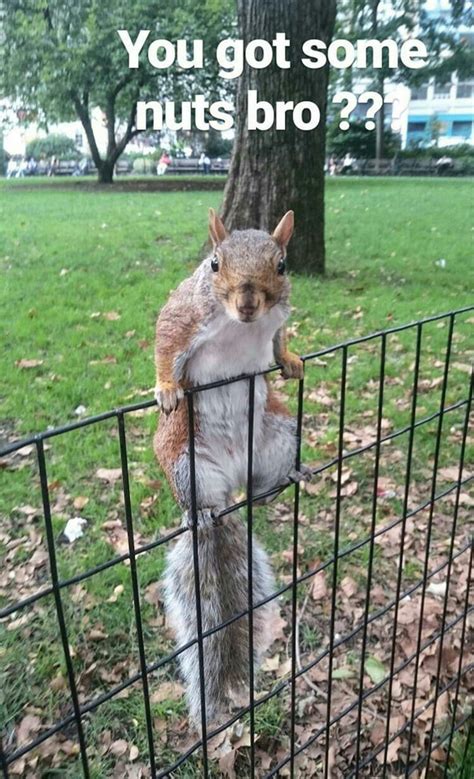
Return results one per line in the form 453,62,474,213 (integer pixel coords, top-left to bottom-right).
0,176,472,777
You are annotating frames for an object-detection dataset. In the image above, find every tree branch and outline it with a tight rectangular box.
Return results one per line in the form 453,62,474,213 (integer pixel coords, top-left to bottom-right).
113,91,142,160
105,96,117,158
72,94,103,169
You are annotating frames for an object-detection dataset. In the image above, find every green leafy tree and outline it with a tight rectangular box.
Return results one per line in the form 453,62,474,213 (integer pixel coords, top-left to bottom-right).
26,133,79,160
205,129,233,157
327,120,401,159
2,0,233,182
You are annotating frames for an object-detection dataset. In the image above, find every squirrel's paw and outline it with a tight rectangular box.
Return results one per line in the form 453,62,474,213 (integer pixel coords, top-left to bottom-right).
155,383,184,414
182,508,219,529
280,352,304,380
288,464,314,483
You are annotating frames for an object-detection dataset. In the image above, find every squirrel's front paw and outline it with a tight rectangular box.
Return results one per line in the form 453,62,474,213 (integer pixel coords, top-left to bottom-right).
182,508,219,529
289,464,314,483
280,352,304,380
155,383,184,414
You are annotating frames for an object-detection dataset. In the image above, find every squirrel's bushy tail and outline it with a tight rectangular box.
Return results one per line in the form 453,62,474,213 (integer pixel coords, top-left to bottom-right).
164,513,275,728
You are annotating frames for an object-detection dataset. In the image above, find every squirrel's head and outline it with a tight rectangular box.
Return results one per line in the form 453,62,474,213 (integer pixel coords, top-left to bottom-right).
207,209,293,323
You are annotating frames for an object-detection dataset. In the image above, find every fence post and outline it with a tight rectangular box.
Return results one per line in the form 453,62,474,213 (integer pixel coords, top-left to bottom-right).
186,392,209,775
36,438,90,778
118,412,157,777
324,345,348,779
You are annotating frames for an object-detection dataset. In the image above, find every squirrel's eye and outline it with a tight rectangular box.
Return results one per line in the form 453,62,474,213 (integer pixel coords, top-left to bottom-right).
211,256,219,272
277,258,286,275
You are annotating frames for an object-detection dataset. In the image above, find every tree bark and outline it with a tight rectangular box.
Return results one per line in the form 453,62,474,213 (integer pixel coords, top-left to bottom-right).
97,160,115,184
221,0,337,274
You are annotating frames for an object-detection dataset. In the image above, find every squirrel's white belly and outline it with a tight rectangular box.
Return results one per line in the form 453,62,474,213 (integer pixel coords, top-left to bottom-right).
185,308,284,483
186,308,283,384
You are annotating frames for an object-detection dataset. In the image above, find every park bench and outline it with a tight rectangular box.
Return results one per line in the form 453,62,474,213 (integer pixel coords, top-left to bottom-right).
115,159,131,175
167,157,231,175
168,158,201,174
210,158,230,173
359,158,393,175
54,160,78,175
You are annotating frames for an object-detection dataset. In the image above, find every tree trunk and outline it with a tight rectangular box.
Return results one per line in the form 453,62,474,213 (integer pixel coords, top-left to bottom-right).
375,79,385,171
221,0,337,274
97,159,115,184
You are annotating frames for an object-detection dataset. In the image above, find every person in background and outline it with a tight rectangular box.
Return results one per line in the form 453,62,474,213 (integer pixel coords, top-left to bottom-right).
157,152,171,175
340,152,356,175
48,155,58,176
6,158,18,178
16,158,28,178
436,155,454,176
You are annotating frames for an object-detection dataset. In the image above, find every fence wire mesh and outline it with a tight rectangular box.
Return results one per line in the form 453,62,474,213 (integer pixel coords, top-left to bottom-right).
1,307,472,778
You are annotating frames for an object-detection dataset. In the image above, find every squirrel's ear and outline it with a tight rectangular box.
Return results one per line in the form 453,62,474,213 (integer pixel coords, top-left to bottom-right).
208,208,228,248
272,210,294,249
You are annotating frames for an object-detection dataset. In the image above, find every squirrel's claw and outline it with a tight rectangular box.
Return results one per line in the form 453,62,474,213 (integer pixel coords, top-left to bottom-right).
155,384,184,414
182,508,220,529
288,464,314,483
280,352,304,380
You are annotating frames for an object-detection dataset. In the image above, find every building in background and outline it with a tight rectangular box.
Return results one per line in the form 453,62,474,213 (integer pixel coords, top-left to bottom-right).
403,75,474,147
402,0,474,148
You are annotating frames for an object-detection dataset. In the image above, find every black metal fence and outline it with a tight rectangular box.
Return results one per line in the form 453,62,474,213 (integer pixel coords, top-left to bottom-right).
1,307,472,778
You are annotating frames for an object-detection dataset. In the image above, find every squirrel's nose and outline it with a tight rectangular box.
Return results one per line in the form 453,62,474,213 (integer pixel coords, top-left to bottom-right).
237,304,258,317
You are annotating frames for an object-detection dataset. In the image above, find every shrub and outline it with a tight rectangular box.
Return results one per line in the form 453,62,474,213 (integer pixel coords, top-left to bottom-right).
205,129,233,158
132,157,156,174
26,134,80,161
399,144,474,159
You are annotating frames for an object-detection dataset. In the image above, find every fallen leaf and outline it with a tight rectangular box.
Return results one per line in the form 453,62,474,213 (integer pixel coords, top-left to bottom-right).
332,667,355,680
129,744,139,761
16,714,41,747
340,576,357,599
107,584,124,603
73,496,89,510
15,359,43,369
104,311,121,321
109,739,128,757
89,355,117,365
88,627,108,641
96,467,122,483
262,654,280,672
331,468,352,485
219,749,237,778
276,658,293,677
311,571,328,601
438,466,470,482
452,362,472,374
365,656,386,685
151,681,185,704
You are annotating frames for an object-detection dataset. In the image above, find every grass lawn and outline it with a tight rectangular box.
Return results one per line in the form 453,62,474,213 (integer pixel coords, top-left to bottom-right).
0,176,472,777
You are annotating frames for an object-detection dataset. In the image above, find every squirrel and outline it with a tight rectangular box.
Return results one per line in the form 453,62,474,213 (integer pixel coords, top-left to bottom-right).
153,208,310,729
